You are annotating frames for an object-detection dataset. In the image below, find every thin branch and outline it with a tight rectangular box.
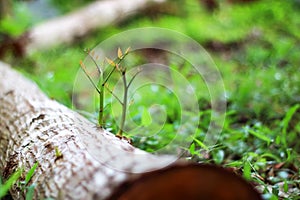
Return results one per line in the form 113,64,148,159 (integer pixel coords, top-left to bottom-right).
103,66,116,86
87,51,102,75
127,68,142,89
102,58,124,86
117,71,128,137
79,61,101,94
99,85,104,127
104,84,123,105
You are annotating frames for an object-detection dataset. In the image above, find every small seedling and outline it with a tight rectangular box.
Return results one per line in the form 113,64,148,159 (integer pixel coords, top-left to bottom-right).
80,47,139,137
54,147,63,161
105,48,141,137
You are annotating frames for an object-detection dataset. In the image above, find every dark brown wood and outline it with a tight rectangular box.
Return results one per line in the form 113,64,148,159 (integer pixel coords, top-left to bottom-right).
108,164,263,200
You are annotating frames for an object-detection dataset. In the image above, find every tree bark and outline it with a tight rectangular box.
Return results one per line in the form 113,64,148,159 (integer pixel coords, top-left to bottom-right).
0,62,262,199
0,61,173,199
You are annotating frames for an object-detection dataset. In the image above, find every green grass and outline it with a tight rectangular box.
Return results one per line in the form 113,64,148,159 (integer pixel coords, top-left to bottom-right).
1,0,300,199
0,163,37,200
0,170,21,198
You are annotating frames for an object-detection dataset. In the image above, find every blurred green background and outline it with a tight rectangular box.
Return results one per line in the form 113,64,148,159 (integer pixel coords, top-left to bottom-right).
0,0,299,199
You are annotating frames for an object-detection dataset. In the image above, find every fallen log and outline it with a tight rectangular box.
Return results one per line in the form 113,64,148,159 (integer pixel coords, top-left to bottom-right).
0,61,262,199
0,0,166,58
26,0,167,53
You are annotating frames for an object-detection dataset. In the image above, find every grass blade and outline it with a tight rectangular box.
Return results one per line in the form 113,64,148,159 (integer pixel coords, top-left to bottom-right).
247,129,271,145
0,170,21,198
25,162,38,185
281,104,300,147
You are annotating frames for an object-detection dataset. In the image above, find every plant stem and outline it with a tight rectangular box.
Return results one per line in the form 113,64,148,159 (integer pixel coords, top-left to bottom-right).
99,81,104,127
103,56,127,85
98,57,124,128
80,61,101,94
117,71,127,136
104,84,123,105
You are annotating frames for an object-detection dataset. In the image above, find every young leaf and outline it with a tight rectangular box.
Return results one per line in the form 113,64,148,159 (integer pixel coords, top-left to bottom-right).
125,47,131,55
118,48,123,59
141,107,152,126
55,147,63,158
106,57,116,67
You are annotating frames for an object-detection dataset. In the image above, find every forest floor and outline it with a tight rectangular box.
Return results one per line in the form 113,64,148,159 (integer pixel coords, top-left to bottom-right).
1,0,299,199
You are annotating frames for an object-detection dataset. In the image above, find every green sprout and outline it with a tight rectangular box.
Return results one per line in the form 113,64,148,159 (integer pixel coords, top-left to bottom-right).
54,147,63,160
80,47,138,137
79,48,129,128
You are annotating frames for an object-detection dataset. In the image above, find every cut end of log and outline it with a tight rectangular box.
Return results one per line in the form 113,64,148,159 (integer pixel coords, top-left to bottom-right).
108,163,262,200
